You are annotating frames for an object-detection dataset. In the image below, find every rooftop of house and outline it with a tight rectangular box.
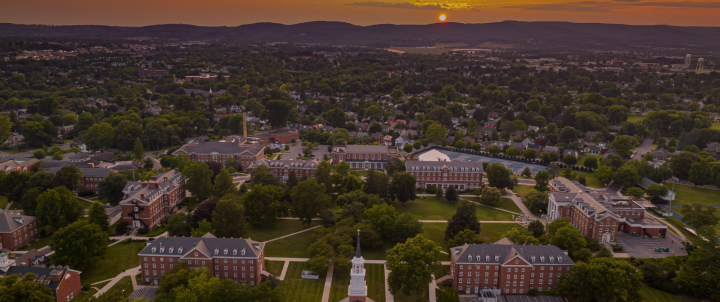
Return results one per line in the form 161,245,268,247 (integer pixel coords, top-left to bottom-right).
451,243,573,266
0,210,36,233
140,233,264,259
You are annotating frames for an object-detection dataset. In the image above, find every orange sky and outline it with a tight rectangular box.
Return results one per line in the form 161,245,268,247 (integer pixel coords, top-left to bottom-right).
3,0,720,27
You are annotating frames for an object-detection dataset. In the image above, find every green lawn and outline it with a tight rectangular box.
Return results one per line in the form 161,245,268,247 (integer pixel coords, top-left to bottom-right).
0,197,7,209
281,262,326,302
422,222,520,252
72,289,98,302
265,260,285,277
663,182,720,206
80,241,145,284
511,185,537,196
575,155,601,167
575,171,603,189
391,196,514,221
21,235,52,251
434,265,450,278
264,229,315,258
639,284,696,302
627,115,646,123
180,197,199,212
76,276,133,302
393,282,429,302
465,197,522,213
8,201,22,210
78,198,94,209
351,169,369,177
329,263,386,302
139,226,167,237
245,219,316,242
711,122,720,131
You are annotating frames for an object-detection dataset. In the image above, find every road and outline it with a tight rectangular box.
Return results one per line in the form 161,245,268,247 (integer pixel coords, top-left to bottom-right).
631,138,654,160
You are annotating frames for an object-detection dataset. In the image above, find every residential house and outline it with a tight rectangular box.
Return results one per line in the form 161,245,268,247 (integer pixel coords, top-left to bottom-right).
705,142,720,153
0,264,82,302
395,135,413,149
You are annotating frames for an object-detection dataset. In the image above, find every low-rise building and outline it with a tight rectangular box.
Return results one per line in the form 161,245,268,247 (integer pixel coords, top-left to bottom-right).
139,233,265,286
120,169,186,229
331,143,399,170
248,159,320,183
48,166,114,194
172,137,265,170
449,242,573,295
405,160,484,191
0,260,82,302
0,211,40,251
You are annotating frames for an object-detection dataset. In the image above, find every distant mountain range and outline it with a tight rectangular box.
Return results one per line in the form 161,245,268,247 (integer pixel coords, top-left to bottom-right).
1,21,720,50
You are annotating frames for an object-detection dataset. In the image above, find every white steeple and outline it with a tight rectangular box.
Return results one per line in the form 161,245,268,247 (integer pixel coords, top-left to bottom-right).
348,229,367,298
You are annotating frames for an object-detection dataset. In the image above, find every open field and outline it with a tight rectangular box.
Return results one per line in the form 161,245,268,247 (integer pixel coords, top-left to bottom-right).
422,222,519,253
264,229,315,258
245,219,316,242
391,196,515,221
627,115,646,123
329,263,386,302
510,185,537,196
464,197,522,213
265,260,284,276
80,241,145,284
639,284,696,302
282,262,326,302
711,122,720,131
663,182,720,206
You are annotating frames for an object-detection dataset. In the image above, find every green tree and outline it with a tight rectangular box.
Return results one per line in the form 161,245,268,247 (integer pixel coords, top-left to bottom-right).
52,165,83,192
479,186,501,206
77,112,96,132
99,173,129,204
563,154,577,165
363,170,389,198
291,179,332,226
191,219,215,237
486,163,517,190
594,166,614,187
445,185,458,202
583,157,598,168
557,257,643,302
88,201,110,232
363,203,399,238
523,148,537,159
182,161,214,202
243,184,287,225
287,170,299,188
50,220,108,271
386,234,442,296
315,160,333,193
0,273,54,302
525,192,549,215
250,165,279,186
551,225,587,260
448,228,484,247
488,145,501,155
445,201,481,240
212,169,236,197
506,147,518,156
0,115,13,143
534,171,550,192
613,166,640,188
391,213,423,243
388,172,416,204
609,135,635,158
645,183,669,200
680,204,720,229
675,227,720,299
83,123,115,151
689,159,714,186
625,187,645,200
133,137,144,160
211,194,246,238
426,123,447,144
503,227,540,245
33,149,46,159
528,219,545,238
36,187,84,230
167,212,193,237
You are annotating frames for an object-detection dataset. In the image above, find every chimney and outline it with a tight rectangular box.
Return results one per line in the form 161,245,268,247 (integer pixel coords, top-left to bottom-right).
175,168,180,172
151,176,158,181
243,112,248,139
140,194,145,199
50,270,62,282
142,183,148,188
166,168,170,172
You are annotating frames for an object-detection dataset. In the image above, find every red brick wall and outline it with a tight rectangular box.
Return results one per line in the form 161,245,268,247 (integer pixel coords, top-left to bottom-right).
141,251,264,285
0,220,40,250
55,270,82,302
451,261,571,295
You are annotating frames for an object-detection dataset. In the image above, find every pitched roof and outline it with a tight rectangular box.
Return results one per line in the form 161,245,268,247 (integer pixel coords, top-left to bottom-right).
139,235,265,259
2,266,74,291
0,211,36,233
451,243,573,266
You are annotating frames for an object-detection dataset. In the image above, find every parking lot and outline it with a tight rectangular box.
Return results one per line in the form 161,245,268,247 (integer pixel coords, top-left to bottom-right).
615,232,688,258
282,144,330,160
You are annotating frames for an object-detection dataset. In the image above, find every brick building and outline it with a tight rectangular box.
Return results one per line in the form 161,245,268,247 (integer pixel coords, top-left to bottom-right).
449,242,573,296
0,262,82,302
172,137,265,170
331,143,399,170
120,169,186,229
248,159,320,183
48,166,114,195
405,161,484,191
0,211,40,251
253,130,300,145
547,177,667,243
139,233,265,286
138,69,170,78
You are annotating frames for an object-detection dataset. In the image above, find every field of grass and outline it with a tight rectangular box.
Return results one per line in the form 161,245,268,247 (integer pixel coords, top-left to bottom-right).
393,283,429,302
422,222,520,253
575,155,602,167
77,198,94,209
711,122,720,131
8,201,22,210
464,197,521,213
281,262,326,302
245,219,316,242
639,284,696,302
663,182,720,206
265,260,285,276
80,241,145,284
575,171,603,189
329,263,386,302
72,289,98,302
627,115,646,123
180,197,199,211
510,185,537,196
21,235,52,251
391,196,514,221
264,229,315,258
434,265,450,278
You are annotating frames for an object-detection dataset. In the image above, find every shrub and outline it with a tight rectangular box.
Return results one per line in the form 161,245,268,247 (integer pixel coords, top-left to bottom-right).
78,191,94,197
138,227,149,235
528,289,539,296
82,283,90,291
116,221,129,234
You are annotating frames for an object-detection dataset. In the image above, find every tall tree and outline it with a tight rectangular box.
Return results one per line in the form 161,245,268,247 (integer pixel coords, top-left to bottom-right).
485,163,517,190
243,184,287,225
445,186,459,202
534,171,550,192
391,213,424,243
386,234,442,296
167,212,193,237
212,169,236,197
99,173,129,204
50,220,108,271
88,201,110,232
445,201,481,240
388,172,417,204
182,161,214,202
314,160,333,193
363,203,399,238
133,137,144,160
478,187,502,206
36,187,84,230
250,165,279,186
291,179,332,226
363,170,389,198
680,204,720,229
557,258,643,302
83,123,115,151
0,273,54,302
52,165,83,192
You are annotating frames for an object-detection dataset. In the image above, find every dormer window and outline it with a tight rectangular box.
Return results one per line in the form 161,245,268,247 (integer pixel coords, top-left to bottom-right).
160,247,165,253
169,247,174,253
558,256,563,262
541,256,545,262
241,248,246,256
224,248,228,255
550,256,554,262
152,247,157,253
468,254,472,261
531,256,536,262
178,247,183,254
214,248,219,255
486,256,489,261
233,248,237,255
495,256,499,261
476,255,481,261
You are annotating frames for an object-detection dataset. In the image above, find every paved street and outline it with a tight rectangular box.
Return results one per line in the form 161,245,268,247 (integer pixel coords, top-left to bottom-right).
631,138,654,160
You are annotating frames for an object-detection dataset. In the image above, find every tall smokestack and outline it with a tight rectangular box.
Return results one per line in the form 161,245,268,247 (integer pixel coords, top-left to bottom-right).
243,112,248,138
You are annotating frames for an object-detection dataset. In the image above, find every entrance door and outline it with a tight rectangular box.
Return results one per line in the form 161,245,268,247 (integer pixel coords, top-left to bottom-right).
465,286,471,294
133,221,141,228
602,232,611,243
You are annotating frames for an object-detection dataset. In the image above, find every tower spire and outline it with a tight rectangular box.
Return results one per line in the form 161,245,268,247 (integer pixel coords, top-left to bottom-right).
356,228,361,258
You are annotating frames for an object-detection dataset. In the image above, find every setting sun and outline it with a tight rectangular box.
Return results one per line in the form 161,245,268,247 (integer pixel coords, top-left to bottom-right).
439,14,447,22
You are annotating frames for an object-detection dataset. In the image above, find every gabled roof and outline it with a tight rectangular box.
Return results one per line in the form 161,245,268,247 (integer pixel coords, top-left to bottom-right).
139,235,264,259
0,211,36,233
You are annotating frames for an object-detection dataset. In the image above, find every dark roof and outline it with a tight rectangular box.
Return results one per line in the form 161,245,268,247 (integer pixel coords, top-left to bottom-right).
139,234,264,259
0,211,36,233
68,153,91,160
14,249,51,267
2,266,73,291
90,152,116,162
451,243,573,266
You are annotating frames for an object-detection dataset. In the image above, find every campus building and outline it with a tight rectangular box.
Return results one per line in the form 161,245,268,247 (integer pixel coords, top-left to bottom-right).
139,233,265,286
449,242,574,296
331,143,399,170
172,136,264,170
0,257,83,302
0,211,40,251
547,177,667,243
120,169,186,229
405,160,484,191
248,159,320,183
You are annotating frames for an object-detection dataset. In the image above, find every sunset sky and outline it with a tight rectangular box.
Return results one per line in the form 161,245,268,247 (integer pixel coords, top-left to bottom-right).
4,0,720,27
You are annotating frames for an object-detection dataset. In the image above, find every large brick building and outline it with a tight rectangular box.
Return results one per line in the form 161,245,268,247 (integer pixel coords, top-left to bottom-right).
547,177,667,243
248,159,320,183
0,211,40,251
405,161,484,191
139,233,265,286
172,137,264,170
449,242,574,296
48,166,114,195
331,143,399,170
120,169,186,229
0,262,82,302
